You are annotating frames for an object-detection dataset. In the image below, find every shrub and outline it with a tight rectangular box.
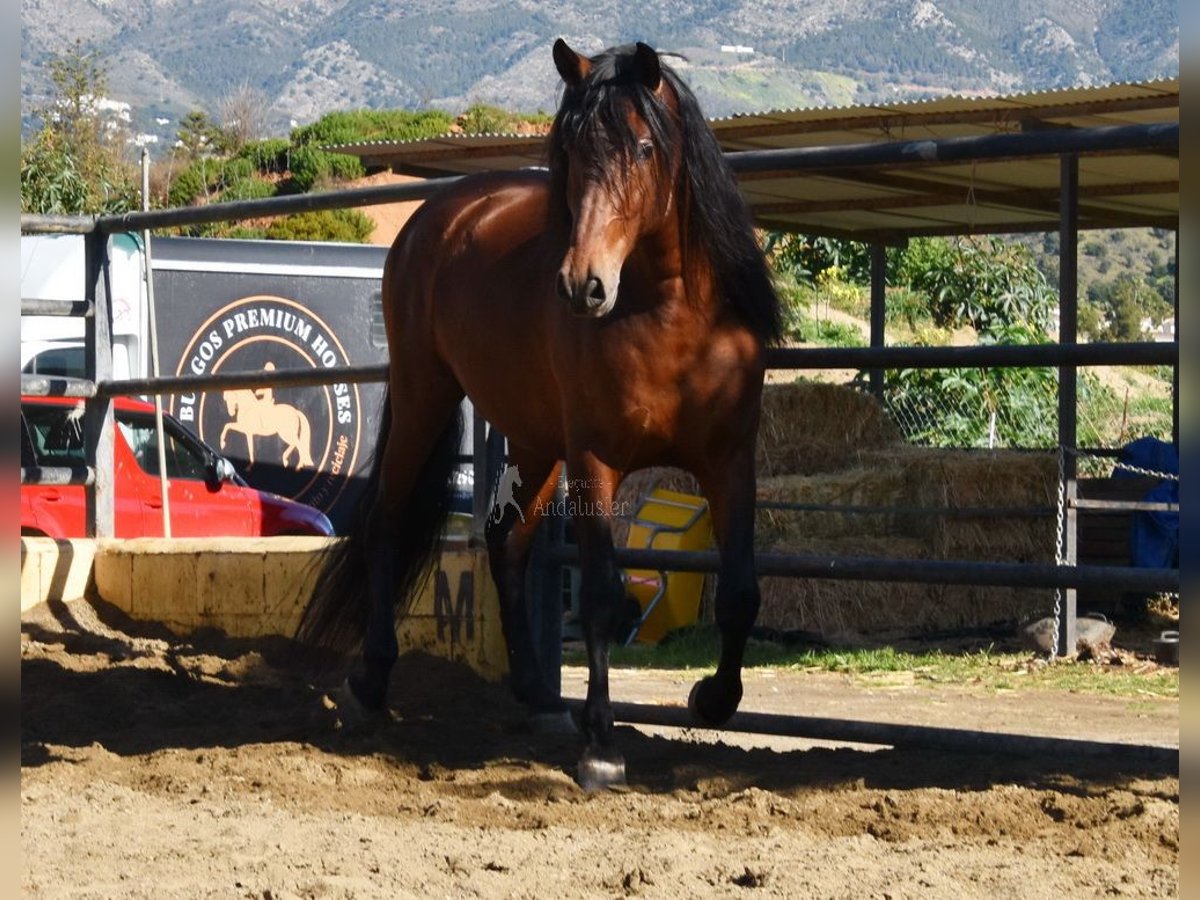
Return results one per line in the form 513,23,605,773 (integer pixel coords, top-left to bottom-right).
236,138,290,174
265,208,374,243
220,176,276,202
219,156,256,184
288,146,365,191
167,158,220,206
291,108,455,147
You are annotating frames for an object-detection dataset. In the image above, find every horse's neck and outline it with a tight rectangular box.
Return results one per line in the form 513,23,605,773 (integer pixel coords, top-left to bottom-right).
630,209,720,327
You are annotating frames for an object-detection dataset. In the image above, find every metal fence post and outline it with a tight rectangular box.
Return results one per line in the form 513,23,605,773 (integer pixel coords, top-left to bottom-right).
83,230,115,538
470,407,488,547
1056,153,1080,657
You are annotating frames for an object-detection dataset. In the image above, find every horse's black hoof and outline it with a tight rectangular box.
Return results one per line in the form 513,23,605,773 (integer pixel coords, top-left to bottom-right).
577,748,627,792
687,675,742,727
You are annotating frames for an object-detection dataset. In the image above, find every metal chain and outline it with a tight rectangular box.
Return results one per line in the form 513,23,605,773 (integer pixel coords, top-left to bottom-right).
1066,447,1179,482
1108,458,1180,482
1050,445,1065,660
1050,445,1182,656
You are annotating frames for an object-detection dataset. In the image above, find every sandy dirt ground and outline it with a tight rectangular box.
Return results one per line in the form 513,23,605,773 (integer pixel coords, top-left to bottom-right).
22,598,1177,899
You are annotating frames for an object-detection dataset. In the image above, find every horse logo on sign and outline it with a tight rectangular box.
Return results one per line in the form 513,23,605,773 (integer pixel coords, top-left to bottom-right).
220,363,314,470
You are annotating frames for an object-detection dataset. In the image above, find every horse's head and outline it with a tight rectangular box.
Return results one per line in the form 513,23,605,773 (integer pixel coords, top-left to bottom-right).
550,40,683,318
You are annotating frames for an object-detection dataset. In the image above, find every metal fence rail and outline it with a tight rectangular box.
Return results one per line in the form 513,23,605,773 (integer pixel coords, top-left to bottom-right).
20,119,1179,620
548,546,1179,594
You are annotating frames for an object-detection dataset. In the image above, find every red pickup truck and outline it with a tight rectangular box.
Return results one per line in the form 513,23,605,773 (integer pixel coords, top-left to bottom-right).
20,395,334,538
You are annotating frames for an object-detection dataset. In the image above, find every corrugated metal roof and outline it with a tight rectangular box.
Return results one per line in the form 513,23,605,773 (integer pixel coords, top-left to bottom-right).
326,78,1178,238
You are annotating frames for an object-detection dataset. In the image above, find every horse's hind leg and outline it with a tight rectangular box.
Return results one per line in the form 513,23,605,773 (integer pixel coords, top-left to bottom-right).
484,449,570,730
350,375,464,712
690,446,760,726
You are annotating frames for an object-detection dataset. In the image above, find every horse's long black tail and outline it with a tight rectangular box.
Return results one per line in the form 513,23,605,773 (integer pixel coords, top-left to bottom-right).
295,396,464,654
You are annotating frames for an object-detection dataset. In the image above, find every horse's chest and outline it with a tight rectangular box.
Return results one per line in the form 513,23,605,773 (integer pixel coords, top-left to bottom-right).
566,336,757,467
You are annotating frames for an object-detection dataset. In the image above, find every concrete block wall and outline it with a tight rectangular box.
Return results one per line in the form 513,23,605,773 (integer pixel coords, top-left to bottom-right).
20,536,508,682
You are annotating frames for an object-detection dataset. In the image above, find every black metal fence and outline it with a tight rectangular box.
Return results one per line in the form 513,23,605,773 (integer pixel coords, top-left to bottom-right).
20,122,1181,647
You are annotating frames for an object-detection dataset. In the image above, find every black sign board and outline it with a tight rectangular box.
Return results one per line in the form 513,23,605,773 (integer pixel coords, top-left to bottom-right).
151,237,389,532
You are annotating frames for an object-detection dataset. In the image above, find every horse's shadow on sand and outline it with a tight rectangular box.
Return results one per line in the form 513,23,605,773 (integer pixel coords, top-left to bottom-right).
21,598,1174,799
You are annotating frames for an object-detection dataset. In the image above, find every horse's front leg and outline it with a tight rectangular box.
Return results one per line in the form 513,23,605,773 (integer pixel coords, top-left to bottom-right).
691,445,760,726
568,452,627,790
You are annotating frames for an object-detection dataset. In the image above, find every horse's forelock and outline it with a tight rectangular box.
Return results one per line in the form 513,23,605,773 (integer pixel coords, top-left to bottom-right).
550,48,680,191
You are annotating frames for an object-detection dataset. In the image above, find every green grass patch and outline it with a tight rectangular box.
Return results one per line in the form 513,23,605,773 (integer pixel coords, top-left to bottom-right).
563,625,1178,699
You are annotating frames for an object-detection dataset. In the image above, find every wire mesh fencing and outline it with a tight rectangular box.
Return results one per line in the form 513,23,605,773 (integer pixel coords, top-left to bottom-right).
859,363,1174,463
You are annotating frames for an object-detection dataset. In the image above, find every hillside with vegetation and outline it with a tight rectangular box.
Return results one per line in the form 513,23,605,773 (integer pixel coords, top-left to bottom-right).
21,0,1178,142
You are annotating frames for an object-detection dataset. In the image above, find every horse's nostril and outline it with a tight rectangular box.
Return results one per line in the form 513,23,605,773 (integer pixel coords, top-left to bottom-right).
585,276,606,306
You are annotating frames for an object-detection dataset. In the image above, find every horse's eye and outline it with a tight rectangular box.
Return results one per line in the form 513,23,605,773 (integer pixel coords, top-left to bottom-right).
635,140,654,161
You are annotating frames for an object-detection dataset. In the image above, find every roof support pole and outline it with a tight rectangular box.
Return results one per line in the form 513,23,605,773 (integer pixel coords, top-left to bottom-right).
868,242,887,399
1056,153,1080,658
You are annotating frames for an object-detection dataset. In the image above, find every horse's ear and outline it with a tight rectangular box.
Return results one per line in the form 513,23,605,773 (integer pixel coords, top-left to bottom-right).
553,38,591,88
633,42,662,91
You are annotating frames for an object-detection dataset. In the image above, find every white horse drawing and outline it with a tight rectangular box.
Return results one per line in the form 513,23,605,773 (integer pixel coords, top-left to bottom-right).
490,464,525,524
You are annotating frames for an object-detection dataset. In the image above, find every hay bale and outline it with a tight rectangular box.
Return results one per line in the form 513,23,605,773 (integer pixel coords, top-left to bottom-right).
753,447,1058,637
756,381,902,477
758,568,1051,639
756,466,914,543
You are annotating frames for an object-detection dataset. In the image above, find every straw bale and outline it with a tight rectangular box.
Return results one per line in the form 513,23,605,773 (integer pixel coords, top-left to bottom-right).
756,574,1051,639
753,448,1058,636
756,381,902,477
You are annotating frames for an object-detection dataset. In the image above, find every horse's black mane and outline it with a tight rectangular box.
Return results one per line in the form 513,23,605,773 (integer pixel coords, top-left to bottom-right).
548,44,782,344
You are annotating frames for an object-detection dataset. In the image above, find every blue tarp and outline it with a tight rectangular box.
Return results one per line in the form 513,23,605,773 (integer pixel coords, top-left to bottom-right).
1113,437,1178,569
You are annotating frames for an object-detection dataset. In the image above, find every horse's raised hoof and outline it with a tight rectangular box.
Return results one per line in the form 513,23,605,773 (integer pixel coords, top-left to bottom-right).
687,675,742,728
331,678,392,732
576,748,627,792
529,709,579,735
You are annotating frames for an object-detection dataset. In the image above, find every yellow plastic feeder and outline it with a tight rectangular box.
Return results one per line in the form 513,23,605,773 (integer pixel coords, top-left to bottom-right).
622,488,713,644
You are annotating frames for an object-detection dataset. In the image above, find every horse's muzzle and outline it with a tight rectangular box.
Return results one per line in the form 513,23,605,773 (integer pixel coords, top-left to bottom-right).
556,268,614,317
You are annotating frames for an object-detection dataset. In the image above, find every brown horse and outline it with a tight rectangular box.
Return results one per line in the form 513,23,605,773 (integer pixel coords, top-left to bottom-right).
297,39,781,790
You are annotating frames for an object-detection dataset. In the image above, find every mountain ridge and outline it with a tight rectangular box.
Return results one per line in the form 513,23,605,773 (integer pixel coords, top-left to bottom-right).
20,0,1179,141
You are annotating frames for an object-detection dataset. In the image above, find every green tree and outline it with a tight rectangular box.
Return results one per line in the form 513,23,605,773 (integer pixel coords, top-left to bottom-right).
176,110,227,161
1090,274,1171,341
20,40,138,214
894,237,1055,335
